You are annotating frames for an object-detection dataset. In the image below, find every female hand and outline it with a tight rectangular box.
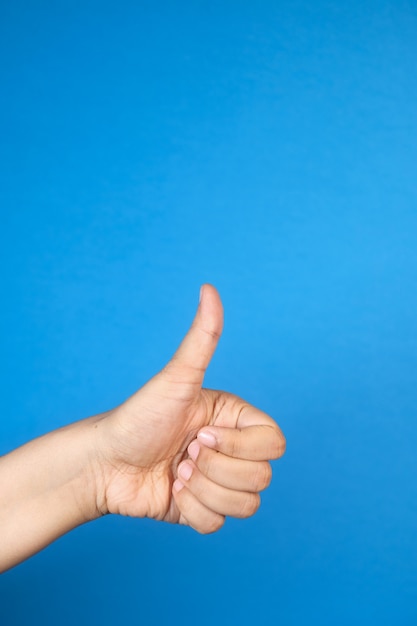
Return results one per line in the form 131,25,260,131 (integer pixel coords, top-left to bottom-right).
0,284,285,572
93,284,286,533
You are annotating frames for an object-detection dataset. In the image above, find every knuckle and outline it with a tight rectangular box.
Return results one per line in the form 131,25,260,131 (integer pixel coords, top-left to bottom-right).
270,430,286,459
200,515,225,535
199,326,222,341
253,462,272,491
240,493,261,518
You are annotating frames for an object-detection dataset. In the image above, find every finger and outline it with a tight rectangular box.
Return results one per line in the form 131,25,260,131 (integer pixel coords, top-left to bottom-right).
162,284,224,386
236,404,286,436
196,424,286,461
188,440,272,492
177,460,261,519
172,479,225,534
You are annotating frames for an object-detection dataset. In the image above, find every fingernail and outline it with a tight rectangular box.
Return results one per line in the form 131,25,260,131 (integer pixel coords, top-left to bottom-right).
197,430,217,448
188,440,200,461
199,285,204,303
173,479,185,492
178,462,193,481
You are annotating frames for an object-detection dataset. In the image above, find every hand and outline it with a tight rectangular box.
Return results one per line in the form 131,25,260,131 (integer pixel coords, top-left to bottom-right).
0,283,286,572
93,284,286,533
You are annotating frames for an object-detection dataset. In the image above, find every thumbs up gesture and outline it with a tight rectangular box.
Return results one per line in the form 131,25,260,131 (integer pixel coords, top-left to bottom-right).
93,285,286,533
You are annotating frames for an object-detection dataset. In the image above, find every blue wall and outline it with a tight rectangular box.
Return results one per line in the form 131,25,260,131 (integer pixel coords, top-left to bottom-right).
1,1,416,623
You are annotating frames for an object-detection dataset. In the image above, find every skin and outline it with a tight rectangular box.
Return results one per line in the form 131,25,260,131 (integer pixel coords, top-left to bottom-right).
0,284,286,573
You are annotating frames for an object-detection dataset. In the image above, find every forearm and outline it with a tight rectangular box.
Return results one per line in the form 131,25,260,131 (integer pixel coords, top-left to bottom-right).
0,415,103,573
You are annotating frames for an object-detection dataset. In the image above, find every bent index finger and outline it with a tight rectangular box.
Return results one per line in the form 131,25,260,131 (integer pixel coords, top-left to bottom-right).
197,423,286,461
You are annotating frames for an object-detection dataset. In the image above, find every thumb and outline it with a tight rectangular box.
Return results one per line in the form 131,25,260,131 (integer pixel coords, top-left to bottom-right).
163,284,224,386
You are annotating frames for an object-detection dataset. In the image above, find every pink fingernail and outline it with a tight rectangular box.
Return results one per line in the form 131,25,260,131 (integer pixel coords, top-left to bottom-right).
188,440,200,461
178,462,193,481
173,479,185,492
197,430,217,448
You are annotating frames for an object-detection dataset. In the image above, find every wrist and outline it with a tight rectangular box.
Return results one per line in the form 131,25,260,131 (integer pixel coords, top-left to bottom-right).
69,412,111,521
86,411,114,518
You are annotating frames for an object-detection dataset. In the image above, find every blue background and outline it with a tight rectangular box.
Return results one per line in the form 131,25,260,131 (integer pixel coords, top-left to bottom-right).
1,1,416,624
